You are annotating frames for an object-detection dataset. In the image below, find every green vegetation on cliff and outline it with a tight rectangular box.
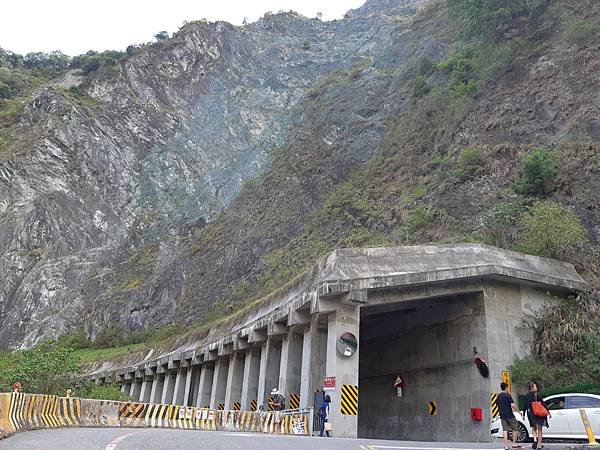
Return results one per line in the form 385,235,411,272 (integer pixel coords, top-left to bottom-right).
511,289,600,392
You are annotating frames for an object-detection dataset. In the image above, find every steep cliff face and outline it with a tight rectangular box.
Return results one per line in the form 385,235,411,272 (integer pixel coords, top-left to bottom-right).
1,0,598,349
0,0,434,347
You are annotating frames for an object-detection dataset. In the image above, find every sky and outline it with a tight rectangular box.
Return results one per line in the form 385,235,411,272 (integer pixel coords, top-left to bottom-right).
0,0,366,56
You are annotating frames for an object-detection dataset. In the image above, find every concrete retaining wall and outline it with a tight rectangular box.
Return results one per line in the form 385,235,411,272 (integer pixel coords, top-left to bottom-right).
0,392,312,440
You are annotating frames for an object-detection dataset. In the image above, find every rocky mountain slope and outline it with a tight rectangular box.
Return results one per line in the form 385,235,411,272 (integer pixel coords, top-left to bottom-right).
0,0,598,349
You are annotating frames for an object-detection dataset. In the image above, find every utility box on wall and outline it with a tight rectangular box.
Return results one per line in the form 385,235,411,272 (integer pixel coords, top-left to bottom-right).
470,408,483,422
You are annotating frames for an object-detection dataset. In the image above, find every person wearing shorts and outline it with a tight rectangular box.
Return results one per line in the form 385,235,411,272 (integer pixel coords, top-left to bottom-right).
269,388,284,433
497,382,521,450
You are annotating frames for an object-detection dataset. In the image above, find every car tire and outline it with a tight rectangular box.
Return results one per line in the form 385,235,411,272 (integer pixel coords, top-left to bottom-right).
509,422,529,443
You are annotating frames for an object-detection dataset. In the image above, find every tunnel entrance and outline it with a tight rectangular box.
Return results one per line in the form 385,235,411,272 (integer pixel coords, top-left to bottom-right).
358,291,490,442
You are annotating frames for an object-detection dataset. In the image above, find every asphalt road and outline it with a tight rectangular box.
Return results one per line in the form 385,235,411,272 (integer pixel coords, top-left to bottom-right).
0,428,580,450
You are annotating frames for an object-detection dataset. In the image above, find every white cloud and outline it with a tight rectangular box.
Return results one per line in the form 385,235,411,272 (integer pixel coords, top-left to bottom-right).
0,0,366,56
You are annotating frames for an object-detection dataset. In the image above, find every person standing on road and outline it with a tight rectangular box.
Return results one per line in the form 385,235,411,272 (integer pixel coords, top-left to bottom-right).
497,382,522,450
269,388,285,434
524,381,551,450
319,394,331,437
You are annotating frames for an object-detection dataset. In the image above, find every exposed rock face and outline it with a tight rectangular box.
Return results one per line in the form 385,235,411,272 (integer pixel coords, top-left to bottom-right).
0,1,433,347
2,0,598,350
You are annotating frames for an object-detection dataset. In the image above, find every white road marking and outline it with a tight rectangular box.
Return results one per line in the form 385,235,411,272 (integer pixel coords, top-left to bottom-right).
225,433,261,437
105,430,148,450
367,447,494,450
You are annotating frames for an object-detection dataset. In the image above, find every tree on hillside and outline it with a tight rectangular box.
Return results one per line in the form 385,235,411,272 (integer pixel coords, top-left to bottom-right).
513,148,556,196
0,340,81,395
518,200,587,259
155,31,169,41
446,0,548,38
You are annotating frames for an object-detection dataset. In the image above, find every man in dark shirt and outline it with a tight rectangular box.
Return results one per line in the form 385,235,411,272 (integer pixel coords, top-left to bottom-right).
497,382,521,450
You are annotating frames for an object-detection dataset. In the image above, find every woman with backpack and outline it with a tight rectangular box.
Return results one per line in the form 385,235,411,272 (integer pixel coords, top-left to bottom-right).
523,381,551,449
319,394,331,437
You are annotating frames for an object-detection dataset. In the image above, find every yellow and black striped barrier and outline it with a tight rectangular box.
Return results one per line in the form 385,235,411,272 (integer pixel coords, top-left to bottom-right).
171,406,195,429
193,408,217,431
0,394,15,438
217,403,224,411
250,400,257,412
233,402,241,411
0,392,312,439
289,394,300,410
145,403,171,428
281,412,310,435
341,385,358,415
118,402,147,427
234,410,256,432
491,393,499,418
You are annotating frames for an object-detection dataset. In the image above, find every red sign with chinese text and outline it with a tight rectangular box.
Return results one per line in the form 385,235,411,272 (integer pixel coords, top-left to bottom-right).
323,376,336,390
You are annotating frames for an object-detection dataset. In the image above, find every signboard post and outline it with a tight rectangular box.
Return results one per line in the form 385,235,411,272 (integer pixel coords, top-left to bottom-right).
394,376,405,397
502,371,511,394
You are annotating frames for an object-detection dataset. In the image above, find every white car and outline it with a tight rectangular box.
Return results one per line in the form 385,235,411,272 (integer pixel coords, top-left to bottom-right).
491,393,600,442
491,410,530,442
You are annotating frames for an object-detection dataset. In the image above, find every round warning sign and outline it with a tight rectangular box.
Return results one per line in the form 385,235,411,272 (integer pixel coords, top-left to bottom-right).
336,332,358,357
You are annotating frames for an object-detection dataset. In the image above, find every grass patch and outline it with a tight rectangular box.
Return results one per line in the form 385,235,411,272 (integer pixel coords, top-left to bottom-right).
73,343,148,364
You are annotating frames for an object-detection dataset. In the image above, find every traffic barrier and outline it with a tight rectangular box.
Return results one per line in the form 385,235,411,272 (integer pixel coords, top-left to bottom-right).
281,411,310,435
145,403,171,428
0,392,312,440
193,407,217,431
170,405,195,429
118,402,147,427
0,394,15,438
79,399,120,427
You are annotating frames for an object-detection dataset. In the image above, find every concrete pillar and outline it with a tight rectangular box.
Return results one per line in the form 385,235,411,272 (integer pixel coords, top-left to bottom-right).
173,368,187,405
300,316,327,409
325,304,360,438
279,330,303,405
120,382,128,394
127,380,135,397
224,352,245,409
140,376,152,403
257,338,282,408
132,378,142,401
210,357,229,409
241,348,261,410
196,364,214,408
150,374,164,403
183,367,194,406
189,366,201,407
161,371,176,404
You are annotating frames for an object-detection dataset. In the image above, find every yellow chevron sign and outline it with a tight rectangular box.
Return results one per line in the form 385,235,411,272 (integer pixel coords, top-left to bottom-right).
341,385,358,415
428,401,437,416
491,393,499,418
